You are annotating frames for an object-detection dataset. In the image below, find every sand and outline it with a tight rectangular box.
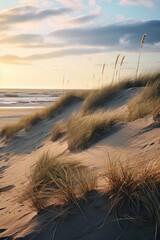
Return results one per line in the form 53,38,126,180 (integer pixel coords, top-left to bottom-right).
0,90,160,240
0,107,43,130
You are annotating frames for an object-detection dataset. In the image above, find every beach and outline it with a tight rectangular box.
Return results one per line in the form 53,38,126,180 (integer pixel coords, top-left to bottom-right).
0,107,43,130
1,0,160,238
0,75,160,240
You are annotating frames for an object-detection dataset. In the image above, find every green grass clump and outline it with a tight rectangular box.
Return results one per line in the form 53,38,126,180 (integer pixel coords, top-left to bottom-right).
67,111,122,151
82,72,160,114
21,152,96,211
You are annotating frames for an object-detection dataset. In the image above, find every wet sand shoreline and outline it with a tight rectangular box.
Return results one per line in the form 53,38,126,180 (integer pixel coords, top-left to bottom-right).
0,107,43,130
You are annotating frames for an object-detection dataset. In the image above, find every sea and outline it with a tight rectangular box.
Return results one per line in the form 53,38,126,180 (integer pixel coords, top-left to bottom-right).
0,89,64,108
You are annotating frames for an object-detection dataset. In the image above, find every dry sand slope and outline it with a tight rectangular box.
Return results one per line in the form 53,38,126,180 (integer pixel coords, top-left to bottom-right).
0,85,160,240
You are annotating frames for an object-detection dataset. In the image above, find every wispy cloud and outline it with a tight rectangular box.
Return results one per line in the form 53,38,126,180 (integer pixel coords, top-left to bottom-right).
88,0,102,14
19,0,38,3
57,0,84,10
120,0,157,8
0,5,71,25
0,33,64,48
68,13,100,25
0,47,104,64
0,34,43,45
0,54,27,65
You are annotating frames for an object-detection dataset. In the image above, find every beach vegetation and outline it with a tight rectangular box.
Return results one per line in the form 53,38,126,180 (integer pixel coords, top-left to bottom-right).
21,152,97,212
1,91,88,141
127,79,160,121
81,72,160,114
102,158,160,235
51,120,67,141
67,111,122,151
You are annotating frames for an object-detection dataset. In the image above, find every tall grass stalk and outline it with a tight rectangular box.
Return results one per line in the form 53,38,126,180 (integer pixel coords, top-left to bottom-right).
93,74,95,89
98,77,101,87
115,69,118,82
118,56,125,83
101,63,106,88
111,54,120,85
63,76,65,95
136,33,147,79
67,79,69,89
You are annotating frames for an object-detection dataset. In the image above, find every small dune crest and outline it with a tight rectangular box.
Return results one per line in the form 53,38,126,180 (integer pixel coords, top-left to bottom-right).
0,72,160,240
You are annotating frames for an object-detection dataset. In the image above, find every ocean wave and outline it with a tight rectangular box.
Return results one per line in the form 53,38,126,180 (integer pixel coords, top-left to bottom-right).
0,92,60,107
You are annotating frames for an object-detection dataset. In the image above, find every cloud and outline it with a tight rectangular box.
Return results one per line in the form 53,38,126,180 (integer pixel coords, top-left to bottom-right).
88,0,102,15
57,0,84,10
0,34,66,50
0,5,71,25
0,47,104,64
19,0,38,3
0,33,64,48
50,20,160,51
0,54,27,65
120,0,157,8
0,34,43,45
69,13,100,24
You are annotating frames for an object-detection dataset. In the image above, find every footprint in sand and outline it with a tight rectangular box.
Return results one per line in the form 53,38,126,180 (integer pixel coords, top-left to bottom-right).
141,144,148,149
0,207,6,211
0,185,15,193
0,228,7,233
0,166,8,174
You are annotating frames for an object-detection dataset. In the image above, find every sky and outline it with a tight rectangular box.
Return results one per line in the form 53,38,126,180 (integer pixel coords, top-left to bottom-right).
0,0,160,89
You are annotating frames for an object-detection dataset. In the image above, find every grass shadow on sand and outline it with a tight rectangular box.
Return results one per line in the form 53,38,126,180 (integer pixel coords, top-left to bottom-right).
19,190,155,240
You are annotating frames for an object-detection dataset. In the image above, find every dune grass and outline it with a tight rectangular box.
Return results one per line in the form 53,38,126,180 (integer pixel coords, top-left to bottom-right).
1,112,42,141
127,79,160,121
103,158,160,234
2,72,159,141
81,72,160,114
51,120,67,141
42,91,88,119
21,152,97,212
21,151,160,235
1,91,88,141
67,111,123,151
49,72,160,150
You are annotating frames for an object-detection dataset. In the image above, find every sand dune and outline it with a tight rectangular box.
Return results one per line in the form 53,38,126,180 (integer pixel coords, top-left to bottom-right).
0,77,160,240
0,107,43,130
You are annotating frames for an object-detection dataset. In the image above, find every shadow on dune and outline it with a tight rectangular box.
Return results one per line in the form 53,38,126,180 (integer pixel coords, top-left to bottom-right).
88,124,125,150
103,88,142,111
134,122,160,137
17,190,155,240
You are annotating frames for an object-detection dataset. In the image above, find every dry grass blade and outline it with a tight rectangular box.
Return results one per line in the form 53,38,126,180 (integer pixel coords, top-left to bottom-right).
81,72,160,114
51,120,67,141
118,56,125,83
67,111,122,151
1,91,88,141
136,33,147,79
101,63,106,87
112,54,120,84
21,152,97,212
102,158,160,233
127,79,160,121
